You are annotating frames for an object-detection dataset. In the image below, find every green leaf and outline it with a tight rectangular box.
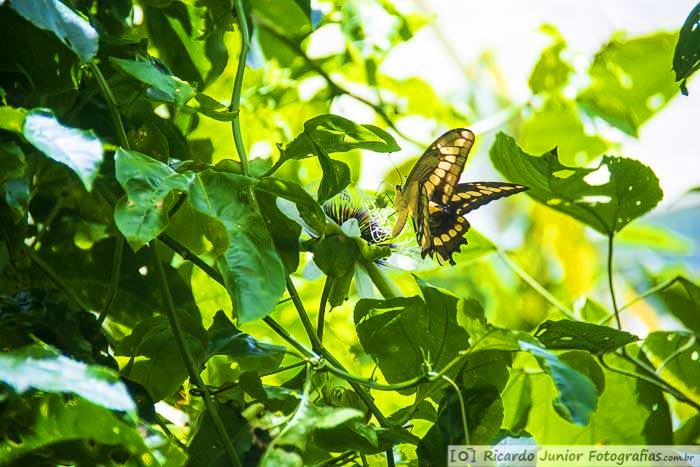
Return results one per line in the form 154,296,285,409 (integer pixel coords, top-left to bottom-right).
0,395,177,465
0,142,29,221
114,148,194,251
110,57,196,106
559,350,606,395
313,422,420,455
519,340,597,425
188,404,254,467
354,278,470,394
316,147,352,203
256,191,302,273
10,0,99,63
260,397,362,466
655,276,700,334
578,32,678,136
188,171,286,323
192,93,239,121
674,2,700,95
501,370,532,433
207,310,285,373
0,106,27,133
285,114,400,160
0,345,134,412
528,26,573,94
457,302,598,426
117,315,207,401
417,384,503,465
518,97,609,166
255,177,327,233
644,331,700,407
534,319,639,355
23,109,104,191
312,235,359,277
523,350,671,444
490,133,663,235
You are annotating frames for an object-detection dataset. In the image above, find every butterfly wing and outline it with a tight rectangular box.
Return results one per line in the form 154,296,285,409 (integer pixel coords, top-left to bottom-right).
401,128,474,248
420,182,529,265
450,182,529,215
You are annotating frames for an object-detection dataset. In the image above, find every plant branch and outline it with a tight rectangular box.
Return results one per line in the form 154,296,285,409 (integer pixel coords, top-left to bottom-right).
231,0,251,175
317,276,332,342
442,375,469,445
150,243,242,467
89,62,129,149
359,258,400,299
497,249,575,319
606,234,622,330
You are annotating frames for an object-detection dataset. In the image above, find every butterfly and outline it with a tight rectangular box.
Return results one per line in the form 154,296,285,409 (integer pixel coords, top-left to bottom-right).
392,128,528,265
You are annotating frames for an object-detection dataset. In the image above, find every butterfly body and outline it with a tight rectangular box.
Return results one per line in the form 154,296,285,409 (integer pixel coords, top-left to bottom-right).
393,129,527,265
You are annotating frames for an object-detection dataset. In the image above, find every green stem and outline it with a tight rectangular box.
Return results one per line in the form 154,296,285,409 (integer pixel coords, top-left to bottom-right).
606,234,622,330
150,244,242,467
597,276,680,326
442,375,469,445
317,276,332,342
286,277,324,352
97,235,124,325
89,62,129,149
231,0,251,175
360,258,400,299
497,249,575,319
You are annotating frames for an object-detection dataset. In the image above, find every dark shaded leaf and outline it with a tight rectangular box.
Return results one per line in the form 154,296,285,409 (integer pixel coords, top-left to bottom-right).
673,2,700,95
490,133,663,235
188,404,255,467
0,142,29,221
354,278,469,395
644,331,700,407
206,310,285,373
255,177,327,233
534,319,638,355
656,276,700,334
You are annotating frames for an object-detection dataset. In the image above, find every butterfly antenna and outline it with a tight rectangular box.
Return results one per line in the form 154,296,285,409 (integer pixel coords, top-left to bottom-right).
388,154,405,187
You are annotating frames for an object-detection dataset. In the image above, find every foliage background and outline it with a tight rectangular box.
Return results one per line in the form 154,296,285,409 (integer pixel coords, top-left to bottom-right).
0,0,699,466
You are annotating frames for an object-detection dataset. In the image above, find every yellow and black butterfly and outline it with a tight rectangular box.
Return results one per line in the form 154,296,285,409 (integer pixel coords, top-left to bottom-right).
392,128,527,265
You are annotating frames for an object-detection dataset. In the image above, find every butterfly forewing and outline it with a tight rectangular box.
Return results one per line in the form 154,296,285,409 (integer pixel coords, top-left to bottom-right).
450,182,528,216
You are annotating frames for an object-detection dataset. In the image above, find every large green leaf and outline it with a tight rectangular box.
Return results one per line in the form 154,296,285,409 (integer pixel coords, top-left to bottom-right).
354,278,470,394
644,331,700,406
0,8,80,94
528,26,573,94
457,300,598,426
117,314,207,401
417,384,503,465
188,171,286,323
578,32,678,136
110,57,196,106
655,276,700,334
114,148,194,251
10,0,99,63
23,109,104,191
524,350,671,444
0,395,180,466
0,345,134,412
490,133,663,235
674,2,700,95
534,319,639,355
